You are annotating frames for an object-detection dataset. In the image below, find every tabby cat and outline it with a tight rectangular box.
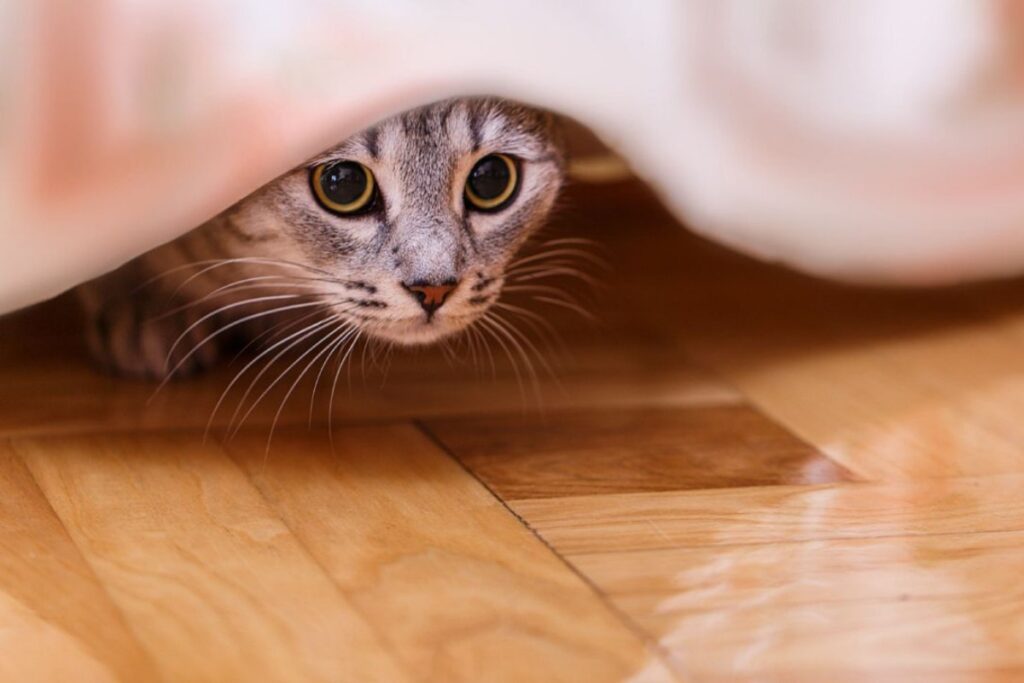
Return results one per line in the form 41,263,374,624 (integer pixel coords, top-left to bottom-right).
76,98,566,381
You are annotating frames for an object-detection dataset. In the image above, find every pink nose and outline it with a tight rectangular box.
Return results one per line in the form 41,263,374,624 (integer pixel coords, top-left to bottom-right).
404,281,458,315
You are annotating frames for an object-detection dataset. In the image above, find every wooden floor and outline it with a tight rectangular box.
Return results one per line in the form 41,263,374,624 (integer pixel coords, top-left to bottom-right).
2,181,1024,682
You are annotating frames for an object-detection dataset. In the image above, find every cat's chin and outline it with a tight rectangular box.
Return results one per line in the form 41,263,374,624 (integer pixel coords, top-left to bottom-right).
359,315,475,347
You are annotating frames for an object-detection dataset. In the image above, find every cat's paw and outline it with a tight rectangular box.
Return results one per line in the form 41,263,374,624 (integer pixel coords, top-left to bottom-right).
85,300,226,380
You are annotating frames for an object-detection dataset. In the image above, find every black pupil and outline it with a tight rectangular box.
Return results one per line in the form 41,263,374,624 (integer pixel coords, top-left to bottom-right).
321,162,368,206
469,156,511,201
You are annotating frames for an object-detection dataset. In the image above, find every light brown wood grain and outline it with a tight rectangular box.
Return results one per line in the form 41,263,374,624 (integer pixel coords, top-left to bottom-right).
222,425,678,683
515,479,1024,681
11,434,413,683
511,476,1024,555
0,442,158,683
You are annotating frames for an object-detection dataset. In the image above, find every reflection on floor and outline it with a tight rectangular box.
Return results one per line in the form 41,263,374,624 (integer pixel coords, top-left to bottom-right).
2,181,1023,682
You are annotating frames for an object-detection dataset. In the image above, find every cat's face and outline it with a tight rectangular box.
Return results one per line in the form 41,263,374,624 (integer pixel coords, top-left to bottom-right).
229,99,564,345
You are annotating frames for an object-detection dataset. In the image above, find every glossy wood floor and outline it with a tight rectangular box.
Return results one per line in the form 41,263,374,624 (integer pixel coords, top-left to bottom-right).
2,182,1024,682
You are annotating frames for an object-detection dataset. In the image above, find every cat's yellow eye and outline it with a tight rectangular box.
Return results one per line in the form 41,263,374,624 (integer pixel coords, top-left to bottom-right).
465,154,518,212
311,161,376,215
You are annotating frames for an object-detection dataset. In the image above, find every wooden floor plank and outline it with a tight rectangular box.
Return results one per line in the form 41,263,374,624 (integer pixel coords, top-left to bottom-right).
0,442,158,683
11,434,413,683
510,476,1024,555
222,424,679,683
501,477,1024,681
679,310,1024,481
425,406,850,500
576,530,1024,681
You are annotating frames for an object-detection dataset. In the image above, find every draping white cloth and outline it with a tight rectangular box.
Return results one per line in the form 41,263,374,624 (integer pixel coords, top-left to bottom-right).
3,0,1024,313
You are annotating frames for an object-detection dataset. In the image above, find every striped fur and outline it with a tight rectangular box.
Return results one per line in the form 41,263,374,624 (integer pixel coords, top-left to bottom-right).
76,98,565,379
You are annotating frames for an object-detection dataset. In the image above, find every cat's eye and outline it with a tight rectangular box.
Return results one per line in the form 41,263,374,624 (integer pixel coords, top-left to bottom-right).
311,161,376,215
465,154,518,212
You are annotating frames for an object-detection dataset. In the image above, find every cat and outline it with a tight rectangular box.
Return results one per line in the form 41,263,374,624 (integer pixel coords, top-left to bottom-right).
76,98,567,381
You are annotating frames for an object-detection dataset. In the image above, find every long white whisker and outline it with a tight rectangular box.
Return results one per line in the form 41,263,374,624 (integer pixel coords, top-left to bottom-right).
469,323,497,379
231,309,324,364
158,298,333,395
534,237,602,249
164,294,308,369
486,312,546,404
164,257,334,299
503,283,585,300
204,316,335,439
494,301,568,361
328,330,363,449
506,248,607,272
151,281,335,322
507,267,601,288
532,295,598,321
308,325,359,427
225,317,339,436
478,315,526,404
259,322,353,453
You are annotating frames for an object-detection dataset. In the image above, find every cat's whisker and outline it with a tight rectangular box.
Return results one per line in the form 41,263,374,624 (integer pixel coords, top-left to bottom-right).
308,325,360,427
506,247,608,272
470,323,497,380
534,237,602,249
497,310,564,389
164,294,309,369
531,295,598,322
164,257,334,299
327,330,363,450
493,301,568,361
358,333,376,384
150,280,332,322
377,341,396,388
367,337,394,381
232,309,325,365
503,286,594,325
507,257,600,274
154,300,334,408
478,314,527,405
507,267,601,289
128,258,332,315
486,312,550,403
449,326,478,375
205,316,337,440
194,273,325,299
457,326,476,372
460,325,479,376
260,322,355,456
501,284,591,313
167,294,366,378
197,276,333,299
225,317,345,437
159,297,333,392
437,337,454,368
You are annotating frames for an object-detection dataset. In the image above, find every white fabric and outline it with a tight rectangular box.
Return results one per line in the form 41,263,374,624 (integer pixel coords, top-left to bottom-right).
3,0,1024,314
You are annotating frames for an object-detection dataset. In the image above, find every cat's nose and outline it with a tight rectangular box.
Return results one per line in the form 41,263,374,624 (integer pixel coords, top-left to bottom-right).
403,280,459,316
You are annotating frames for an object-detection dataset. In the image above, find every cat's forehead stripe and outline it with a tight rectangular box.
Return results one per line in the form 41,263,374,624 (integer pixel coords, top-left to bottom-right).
311,98,552,166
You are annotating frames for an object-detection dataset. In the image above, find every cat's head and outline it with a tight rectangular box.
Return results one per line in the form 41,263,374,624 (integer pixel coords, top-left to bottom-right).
229,98,564,345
